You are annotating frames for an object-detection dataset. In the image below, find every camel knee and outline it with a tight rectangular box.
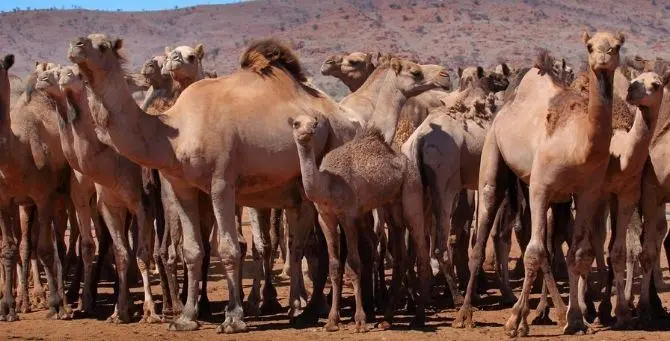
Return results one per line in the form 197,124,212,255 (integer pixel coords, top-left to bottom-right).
1,242,18,266
80,239,95,262
523,240,545,270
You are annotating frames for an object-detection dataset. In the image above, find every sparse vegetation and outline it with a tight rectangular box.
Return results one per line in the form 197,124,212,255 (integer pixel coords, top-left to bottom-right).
312,24,318,30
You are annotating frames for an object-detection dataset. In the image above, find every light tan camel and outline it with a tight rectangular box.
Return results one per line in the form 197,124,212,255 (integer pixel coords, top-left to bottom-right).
453,32,624,336
162,44,205,89
35,65,161,323
321,52,377,92
636,66,670,326
0,54,73,321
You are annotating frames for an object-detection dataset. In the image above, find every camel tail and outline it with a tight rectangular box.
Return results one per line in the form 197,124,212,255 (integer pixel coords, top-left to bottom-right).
240,38,307,82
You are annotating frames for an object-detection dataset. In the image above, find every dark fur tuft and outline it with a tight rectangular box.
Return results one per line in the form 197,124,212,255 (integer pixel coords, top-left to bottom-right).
533,49,570,87
240,39,307,82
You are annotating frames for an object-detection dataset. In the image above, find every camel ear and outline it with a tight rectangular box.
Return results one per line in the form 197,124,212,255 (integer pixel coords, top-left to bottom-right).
371,52,382,68
582,32,591,44
457,67,463,78
501,63,510,77
617,32,625,45
477,66,484,79
195,43,205,60
3,55,14,70
164,46,171,56
390,58,402,74
113,39,123,51
312,117,319,129
287,117,295,128
561,58,567,70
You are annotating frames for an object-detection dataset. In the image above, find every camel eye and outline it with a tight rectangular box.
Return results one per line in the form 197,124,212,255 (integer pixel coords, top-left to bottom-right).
187,55,196,62
293,121,300,129
652,82,661,91
587,44,593,53
411,70,423,78
99,44,108,52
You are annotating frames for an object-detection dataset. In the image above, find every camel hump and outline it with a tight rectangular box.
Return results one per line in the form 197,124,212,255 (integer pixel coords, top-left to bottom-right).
239,38,307,82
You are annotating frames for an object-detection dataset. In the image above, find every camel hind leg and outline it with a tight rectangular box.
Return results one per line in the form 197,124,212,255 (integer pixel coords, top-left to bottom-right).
453,128,510,329
0,203,19,322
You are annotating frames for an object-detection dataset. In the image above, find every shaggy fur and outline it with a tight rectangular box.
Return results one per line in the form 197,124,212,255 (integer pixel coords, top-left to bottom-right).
534,49,571,88
546,90,588,136
240,38,307,82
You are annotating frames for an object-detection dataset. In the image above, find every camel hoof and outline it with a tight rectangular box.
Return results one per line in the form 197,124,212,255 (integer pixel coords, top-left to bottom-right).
260,299,284,316
377,320,392,330
504,316,521,337
244,301,261,317
409,317,426,329
452,306,474,328
4,311,19,322
197,299,212,320
216,318,248,334
562,319,592,335
17,297,31,314
106,313,130,324
612,316,635,330
167,317,199,331
355,321,369,333
324,320,340,332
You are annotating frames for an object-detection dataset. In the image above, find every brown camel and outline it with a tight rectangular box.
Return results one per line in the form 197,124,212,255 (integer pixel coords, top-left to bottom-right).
140,55,174,112
0,54,73,321
35,65,161,323
452,32,624,336
321,52,377,92
636,66,670,326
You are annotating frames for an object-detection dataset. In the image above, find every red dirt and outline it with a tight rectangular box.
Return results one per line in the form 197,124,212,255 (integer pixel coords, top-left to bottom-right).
1,213,669,340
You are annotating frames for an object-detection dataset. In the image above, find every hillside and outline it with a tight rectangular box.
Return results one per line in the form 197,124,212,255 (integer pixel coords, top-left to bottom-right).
1,0,668,98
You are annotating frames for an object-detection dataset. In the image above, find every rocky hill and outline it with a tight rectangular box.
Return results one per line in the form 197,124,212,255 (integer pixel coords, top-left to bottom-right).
1,0,668,99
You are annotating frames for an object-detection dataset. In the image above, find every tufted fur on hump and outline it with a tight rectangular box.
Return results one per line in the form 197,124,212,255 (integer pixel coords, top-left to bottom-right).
570,72,634,131
240,38,307,82
534,49,570,88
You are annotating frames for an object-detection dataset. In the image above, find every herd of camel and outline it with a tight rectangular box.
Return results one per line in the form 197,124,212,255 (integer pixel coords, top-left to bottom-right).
0,28,669,337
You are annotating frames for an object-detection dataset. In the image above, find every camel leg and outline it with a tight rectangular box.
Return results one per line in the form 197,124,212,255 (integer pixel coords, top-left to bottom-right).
493,196,517,307
164,182,202,332
160,176,183,316
17,205,33,313
0,204,19,322
339,216,367,333
562,189,601,335
372,208,388,310
253,208,282,315
453,189,475,291
287,201,318,326
69,178,96,316
433,181,464,307
209,180,246,334
196,199,213,320
63,204,80,282
315,210,340,332
98,196,132,324
453,131,509,329
245,207,264,317
134,200,160,324
638,201,668,326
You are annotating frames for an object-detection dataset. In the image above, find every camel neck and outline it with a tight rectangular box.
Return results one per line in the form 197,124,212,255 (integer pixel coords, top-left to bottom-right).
65,89,103,142
0,78,9,130
295,142,327,204
81,62,177,170
587,69,614,132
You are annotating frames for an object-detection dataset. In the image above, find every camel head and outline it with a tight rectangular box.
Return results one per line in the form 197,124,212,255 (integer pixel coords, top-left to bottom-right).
289,115,319,146
582,31,625,73
458,66,484,91
58,65,85,95
162,44,205,82
68,34,124,87
340,52,375,79
35,66,63,99
204,70,218,78
485,66,511,93
320,53,345,76
387,58,450,98
1,55,14,86
140,55,167,84
626,72,668,108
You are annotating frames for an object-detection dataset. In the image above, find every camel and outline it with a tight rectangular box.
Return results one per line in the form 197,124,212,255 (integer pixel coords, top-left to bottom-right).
321,52,377,92
162,44,205,89
635,66,670,326
0,54,74,321
451,32,624,336
402,66,506,308
35,65,162,323
139,55,174,112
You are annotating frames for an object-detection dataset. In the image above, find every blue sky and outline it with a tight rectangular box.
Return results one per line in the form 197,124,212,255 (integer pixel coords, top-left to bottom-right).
0,0,241,12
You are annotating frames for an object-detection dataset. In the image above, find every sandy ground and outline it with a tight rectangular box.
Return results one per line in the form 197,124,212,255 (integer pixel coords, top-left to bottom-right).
2,216,670,341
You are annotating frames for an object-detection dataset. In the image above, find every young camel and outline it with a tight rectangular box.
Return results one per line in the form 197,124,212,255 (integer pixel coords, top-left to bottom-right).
0,54,72,321
454,31,624,336
636,68,670,327
34,65,162,323
292,56,449,332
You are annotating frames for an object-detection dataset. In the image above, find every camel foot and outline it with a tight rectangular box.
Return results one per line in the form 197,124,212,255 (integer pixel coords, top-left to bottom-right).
72,309,92,320
563,319,593,335
452,305,474,328
594,300,613,327
216,317,248,334
167,316,200,331
612,314,635,330
106,311,130,324
140,302,161,324
290,310,319,328
16,294,30,314
47,307,72,321
324,320,340,332
504,314,527,337
30,290,48,310
531,312,555,326
260,299,284,316
409,316,426,329
376,320,392,330
355,320,369,333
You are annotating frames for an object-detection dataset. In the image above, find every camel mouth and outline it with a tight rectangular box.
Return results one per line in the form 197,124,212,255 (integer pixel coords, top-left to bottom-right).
294,133,314,145
68,49,86,63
